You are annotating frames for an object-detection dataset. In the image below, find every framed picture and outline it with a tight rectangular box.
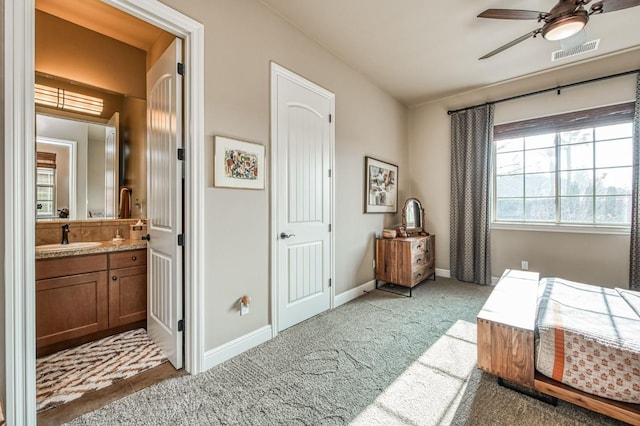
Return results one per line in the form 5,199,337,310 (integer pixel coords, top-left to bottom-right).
365,156,398,213
214,136,265,189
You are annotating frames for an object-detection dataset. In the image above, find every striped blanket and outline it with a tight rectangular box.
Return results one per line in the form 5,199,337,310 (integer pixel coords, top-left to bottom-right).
535,278,640,404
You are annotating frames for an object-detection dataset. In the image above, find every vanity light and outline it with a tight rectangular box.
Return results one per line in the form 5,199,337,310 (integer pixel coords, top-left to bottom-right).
35,83,103,115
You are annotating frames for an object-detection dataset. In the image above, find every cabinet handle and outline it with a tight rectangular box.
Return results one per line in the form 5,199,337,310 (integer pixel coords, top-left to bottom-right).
132,256,137,261
112,276,117,281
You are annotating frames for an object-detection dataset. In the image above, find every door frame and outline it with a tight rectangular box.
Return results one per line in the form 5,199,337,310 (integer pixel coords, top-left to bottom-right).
269,62,336,336
2,0,205,423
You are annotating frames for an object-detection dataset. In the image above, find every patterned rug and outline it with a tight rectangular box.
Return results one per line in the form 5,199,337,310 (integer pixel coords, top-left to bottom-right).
36,328,167,412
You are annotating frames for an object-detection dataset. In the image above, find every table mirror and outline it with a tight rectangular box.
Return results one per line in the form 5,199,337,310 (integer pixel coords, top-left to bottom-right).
402,198,426,236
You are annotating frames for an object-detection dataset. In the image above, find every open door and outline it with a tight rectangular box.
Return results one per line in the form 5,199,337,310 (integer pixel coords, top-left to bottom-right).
104,112,119,218
146,38,183,368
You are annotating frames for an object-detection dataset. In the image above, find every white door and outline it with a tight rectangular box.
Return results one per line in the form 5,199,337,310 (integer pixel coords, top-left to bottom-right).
104,112,119,218
146,38,183,368
272,64,335,331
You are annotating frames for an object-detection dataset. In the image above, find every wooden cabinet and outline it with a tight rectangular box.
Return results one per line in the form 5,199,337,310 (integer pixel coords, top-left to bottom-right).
375,235,435,295
108,249,147,327
36,249,147,356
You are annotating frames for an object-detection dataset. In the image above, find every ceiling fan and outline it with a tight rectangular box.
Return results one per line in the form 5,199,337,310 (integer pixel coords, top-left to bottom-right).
477,0,640,59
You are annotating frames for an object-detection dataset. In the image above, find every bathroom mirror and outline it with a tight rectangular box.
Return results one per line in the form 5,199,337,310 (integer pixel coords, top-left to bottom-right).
402,198,426,236
36,112,119,220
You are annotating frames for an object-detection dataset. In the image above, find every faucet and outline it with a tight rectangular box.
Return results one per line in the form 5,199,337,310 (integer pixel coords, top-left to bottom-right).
61,224,70,245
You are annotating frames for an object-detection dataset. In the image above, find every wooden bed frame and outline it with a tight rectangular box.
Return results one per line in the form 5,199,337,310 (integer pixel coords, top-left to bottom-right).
477,269,640,425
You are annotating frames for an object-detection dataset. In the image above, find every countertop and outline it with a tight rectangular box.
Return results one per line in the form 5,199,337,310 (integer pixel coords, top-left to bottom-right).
35,239,147,260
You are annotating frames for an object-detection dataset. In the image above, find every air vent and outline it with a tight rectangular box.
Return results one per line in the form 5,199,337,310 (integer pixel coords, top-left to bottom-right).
552,39,600,61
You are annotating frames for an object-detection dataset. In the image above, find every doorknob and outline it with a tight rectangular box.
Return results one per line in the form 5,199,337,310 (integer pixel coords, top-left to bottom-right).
142,234,151,241
280,232,296,239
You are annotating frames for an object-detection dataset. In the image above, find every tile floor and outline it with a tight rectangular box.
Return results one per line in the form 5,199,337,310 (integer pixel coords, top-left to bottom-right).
37,362,184,425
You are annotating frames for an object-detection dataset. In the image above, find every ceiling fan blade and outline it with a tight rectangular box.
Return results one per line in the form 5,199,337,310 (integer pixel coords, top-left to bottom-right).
478,9,547,20
590,0,640,13
479,29,542,60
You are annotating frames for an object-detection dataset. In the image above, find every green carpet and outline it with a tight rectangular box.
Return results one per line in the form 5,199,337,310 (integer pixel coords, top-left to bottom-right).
68,277,626,425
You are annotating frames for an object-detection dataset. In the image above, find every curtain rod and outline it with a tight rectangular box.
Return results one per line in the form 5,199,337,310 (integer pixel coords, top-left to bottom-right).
447,68,640,115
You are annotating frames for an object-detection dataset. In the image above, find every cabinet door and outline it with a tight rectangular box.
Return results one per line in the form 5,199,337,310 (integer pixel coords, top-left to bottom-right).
109,265,147,327
36,271,108,348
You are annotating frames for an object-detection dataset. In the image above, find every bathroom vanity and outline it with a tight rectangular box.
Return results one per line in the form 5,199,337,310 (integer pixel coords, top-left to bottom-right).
35,242,147,357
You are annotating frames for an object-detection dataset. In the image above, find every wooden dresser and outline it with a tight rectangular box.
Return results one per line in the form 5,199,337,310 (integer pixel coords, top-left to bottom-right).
375,234,435,296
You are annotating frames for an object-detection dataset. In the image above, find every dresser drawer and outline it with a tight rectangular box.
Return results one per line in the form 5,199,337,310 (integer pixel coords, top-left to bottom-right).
109,249,147,269
411,252,428,269
410,237,428,254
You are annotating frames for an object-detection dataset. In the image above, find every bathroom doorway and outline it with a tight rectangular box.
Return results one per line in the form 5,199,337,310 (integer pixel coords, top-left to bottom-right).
31,0,192,421
4,0,205,422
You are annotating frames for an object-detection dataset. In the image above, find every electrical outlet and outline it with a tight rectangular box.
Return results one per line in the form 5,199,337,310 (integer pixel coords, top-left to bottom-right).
240,304,249,316
521,261,529,271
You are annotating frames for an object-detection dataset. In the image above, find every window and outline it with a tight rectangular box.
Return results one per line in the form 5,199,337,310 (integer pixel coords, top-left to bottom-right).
493,103,635,227
36,151,56,217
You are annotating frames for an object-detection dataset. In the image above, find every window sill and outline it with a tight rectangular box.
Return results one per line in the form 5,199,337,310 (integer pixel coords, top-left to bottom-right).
491,222,630,235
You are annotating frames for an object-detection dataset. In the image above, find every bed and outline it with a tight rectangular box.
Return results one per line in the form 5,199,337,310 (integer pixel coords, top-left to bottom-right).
477,270,640,424
535,277,640,404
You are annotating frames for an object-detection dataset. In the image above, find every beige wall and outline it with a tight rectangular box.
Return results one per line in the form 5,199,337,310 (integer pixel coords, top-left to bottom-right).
160,0,408,349
121,97,147,218
35,10,146,98
408,50,640,288
87,127,106,216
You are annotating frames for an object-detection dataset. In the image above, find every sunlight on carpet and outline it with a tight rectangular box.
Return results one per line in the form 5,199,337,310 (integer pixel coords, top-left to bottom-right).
36,328,167,412
351,320,478,425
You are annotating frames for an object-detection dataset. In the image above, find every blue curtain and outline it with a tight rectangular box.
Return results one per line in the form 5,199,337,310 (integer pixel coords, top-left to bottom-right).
630,74,640,290
450,104,495,285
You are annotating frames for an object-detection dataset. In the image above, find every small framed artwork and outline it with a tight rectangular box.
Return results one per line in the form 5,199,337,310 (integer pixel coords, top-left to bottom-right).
365,156,398,213
214,136,265,189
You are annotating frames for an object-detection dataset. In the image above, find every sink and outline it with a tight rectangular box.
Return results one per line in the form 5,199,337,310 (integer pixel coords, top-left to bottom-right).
36,241,103,252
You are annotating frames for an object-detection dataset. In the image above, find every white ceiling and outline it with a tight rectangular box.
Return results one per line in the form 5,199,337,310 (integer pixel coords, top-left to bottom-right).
259,0,640,106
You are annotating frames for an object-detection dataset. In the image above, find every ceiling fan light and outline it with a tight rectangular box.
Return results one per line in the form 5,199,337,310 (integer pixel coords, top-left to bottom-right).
543,13,588,41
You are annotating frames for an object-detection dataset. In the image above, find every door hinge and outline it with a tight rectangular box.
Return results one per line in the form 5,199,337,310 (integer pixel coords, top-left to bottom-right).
329,278,332,288
328,169,332,178
177,62,185,76
328,224,332,232
177,148,185,161
329,114,332,123
178,234,185,246
178,319,184,332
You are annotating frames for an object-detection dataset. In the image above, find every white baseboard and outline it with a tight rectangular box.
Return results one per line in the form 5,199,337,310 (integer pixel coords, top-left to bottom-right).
203,325,273,371
435,268,450,278
436,268,499,285
334,279,376,307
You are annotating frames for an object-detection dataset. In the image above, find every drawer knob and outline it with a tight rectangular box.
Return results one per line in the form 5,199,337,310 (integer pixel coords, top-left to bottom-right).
132,256,137,261
416,244,423,249
417,258,423,264
112,276,117,281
